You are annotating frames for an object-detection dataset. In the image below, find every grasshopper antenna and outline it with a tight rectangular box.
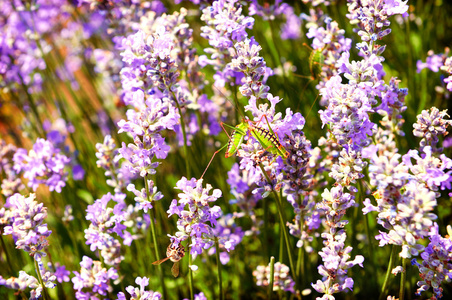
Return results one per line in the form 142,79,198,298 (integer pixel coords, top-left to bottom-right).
212,84,250,121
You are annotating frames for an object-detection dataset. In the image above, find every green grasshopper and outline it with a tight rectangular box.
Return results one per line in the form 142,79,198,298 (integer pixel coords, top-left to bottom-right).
200,112,289,179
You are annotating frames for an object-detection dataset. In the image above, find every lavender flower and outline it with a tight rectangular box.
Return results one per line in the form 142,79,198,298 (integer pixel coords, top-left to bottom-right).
200,0,254,87
200,0,253,50
62,205,74,223
72,256,118,299
347,0,408,57
329,146,367,192
167,177,235,258
117,276,162,300
305,17,352,91
183,292,208,300
96,135,136,191
208,213,245,264
127,179,163,212
0,140,23,197
287,145,325,251
411,224,452,300
13,138,71,193
248,0,289,21
227,163,263,235
417,49,449,73
0,271,53,300
319,74,376,148
313,186,364,298
230,38,270,100
402,146,452,191
51,263,71,283
117,95,178,177
253,262,295,293
280,7,302,40
417,48,452,92
84,193,130,267
3,193,51,259
366,180,438,258
413,107,452,153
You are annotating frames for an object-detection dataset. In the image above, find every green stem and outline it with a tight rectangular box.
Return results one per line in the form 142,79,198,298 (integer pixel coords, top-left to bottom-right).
34,259,51,300
16,72,45,138
214,238,224,300
0,234,14,275
258,163,298,286
145,177,168,300
188,242,194,300
268,256,275,300
264,196,269,259
379,245,397,300
297,244,304,288
399,258,407,300
278,225,284,263
296,202,305,282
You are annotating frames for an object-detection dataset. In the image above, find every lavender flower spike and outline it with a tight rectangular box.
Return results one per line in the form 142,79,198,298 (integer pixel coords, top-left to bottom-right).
3,193,51,259
167,177,236,258
117,276,162,300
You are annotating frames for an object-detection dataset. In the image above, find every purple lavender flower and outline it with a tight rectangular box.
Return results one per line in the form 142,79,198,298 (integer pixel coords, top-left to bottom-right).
227,163,263,234
117,276,162,300
51,263,71,283
62,205,74,223
280,7,302,40
367,180,438,258
167,177,235,258
127,180,163,212
313,186,364,298
96,135,136,192
117,95,179,178
417,48,452,92
442,56,452,92
13,138,71,193
402,146,452,191
347,0,408,56
208,213,245,264
200,0,254,49
200,0,254,87
329,146,367,192
417,50,448,73
377,77,408,135
413,107,452,153
253,262,295,293
183,292,208,300
248,0,289,21
304,17,352,91
411,223,452,300
0,140,23,197
230,38,270,100
319,75,376,148
3,193,51,259
0,270,53,300
84,193,127,266
72,256,118,299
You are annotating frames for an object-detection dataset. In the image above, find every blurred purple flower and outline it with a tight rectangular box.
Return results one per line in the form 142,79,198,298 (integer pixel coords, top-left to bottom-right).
0,271,52,300
13,138,71,193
